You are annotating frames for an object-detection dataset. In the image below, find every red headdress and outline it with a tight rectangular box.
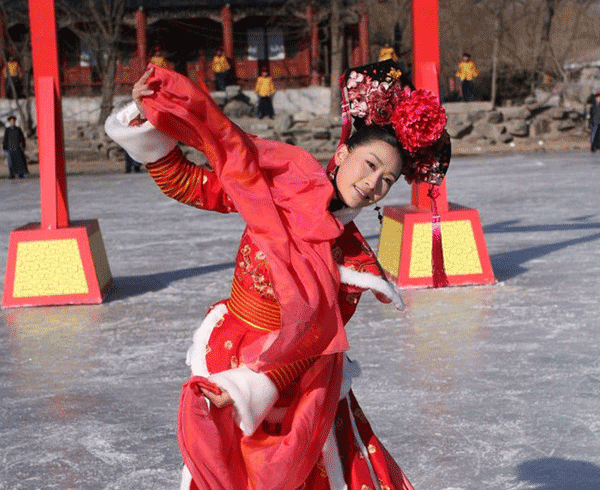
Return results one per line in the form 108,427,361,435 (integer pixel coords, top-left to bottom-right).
328,59,451,187
329,59,452,287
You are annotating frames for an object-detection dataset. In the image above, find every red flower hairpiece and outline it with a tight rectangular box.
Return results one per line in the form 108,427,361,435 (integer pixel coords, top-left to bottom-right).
390,88,447,153
343,61,450,185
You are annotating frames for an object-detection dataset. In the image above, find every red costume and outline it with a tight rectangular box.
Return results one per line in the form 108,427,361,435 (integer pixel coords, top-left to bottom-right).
105,66,414,490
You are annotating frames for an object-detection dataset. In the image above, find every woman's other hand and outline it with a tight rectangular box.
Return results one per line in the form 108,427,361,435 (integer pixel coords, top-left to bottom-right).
202,387,233,408
132,67,155,119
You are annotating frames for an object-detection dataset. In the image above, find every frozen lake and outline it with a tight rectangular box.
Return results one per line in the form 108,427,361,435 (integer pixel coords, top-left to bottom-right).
2,150,600,489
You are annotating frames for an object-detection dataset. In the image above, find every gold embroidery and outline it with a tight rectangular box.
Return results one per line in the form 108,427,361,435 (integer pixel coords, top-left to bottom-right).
368,444,376,454
224,340,233,350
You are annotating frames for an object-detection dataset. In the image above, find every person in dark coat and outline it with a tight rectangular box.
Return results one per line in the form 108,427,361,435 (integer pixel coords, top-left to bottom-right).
589,91,600,152
3,115,27,178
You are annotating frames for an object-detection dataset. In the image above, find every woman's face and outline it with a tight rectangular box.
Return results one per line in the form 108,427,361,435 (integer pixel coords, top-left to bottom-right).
334,140,402,209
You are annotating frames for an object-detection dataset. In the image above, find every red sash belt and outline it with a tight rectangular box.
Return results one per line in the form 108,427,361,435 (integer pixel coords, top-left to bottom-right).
228,276,281,332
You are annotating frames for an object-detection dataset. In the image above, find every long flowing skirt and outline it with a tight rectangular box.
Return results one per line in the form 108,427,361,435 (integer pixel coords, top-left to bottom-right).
179,302,415,490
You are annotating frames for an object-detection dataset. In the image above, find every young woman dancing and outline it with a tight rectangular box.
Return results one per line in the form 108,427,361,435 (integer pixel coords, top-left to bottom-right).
105,59,450,490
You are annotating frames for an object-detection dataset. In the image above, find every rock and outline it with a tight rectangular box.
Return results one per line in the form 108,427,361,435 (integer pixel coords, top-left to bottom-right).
498,130,513,143
486,110,504,124
506,120,529,137
557,120,576,131
531,118,551,136
499,106,532,120
293,111,314,123
473,121,507,141
272,114,294,133
446,119,473,139
223,98,255,118
467,111,487,124
524,95,536,105
312,130,331,140
546,107,569,119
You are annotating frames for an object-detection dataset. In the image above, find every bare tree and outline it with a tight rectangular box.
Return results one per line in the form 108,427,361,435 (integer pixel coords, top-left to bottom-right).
56,0,127,125
0,0,34,133
330,0,342,114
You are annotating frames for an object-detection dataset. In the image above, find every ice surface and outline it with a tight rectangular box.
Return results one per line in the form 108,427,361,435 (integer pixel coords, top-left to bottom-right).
2,151,600,489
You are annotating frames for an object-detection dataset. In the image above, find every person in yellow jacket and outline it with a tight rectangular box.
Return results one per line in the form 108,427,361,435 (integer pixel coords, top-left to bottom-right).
212,48,230,91
3,56,24,99
150,46,168,69
377,42,398,62
255,67,276,119
455,52,478,102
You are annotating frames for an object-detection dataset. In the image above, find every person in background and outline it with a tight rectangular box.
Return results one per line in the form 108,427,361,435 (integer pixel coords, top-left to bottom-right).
255,67,276,119
378,42,398,62
3,115,27,179
149,46,168,69
212,47,230,91
3,56,24,99
589,91,600,153
455,52,478,102
125,152,142,173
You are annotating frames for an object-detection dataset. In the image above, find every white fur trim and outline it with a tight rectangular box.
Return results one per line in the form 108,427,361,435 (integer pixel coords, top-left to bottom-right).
339,265,405,310
104,101,177,164
179,465,192,490
340,355,361,400
186,302,228,376
209,366,279,436
185,303,279,435
322,427,348,490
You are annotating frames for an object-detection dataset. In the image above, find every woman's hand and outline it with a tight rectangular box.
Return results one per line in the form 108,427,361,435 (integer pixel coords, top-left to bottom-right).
202,387,233,408
132,67,155,119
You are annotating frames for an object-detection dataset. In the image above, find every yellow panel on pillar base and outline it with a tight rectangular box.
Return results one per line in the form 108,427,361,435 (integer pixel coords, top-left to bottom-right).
2,220,112,308
377,204,495,288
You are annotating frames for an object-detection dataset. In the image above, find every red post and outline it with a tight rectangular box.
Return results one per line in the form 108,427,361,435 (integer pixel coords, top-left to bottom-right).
358,3,370,64
135,7,147,77
411,0,447,212
29,0,69,229
221,5,234,60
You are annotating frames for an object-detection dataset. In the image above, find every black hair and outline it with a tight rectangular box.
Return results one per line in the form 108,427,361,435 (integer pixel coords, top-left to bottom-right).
346,124,402,154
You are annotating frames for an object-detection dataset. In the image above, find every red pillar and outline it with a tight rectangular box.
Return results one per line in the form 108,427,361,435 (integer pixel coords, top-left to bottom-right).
29,0,68,229
136,7,147,77
2,0,113,308
221,5,234,59
374,0,494,290
358,2,370,65
411,0,447,212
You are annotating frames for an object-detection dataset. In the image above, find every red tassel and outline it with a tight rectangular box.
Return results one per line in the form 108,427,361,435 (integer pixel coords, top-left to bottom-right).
428,185,449,288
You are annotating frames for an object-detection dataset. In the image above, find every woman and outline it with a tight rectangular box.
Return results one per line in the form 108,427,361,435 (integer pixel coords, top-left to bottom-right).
105,59,449,490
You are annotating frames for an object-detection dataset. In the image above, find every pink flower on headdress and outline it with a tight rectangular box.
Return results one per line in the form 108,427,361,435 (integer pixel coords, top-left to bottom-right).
390,89,447,152
346,71,364,88
365,83,407,126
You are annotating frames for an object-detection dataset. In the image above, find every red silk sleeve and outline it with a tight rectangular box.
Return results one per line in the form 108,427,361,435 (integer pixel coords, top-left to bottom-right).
146,146,236,213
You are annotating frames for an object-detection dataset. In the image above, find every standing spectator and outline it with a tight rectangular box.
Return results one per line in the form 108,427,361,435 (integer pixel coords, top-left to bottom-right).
212,48,230,91
455,52,478,102
377,42,398,62
255,67,276,119
589,91,600,153
3,115,27,178
3,56,24,99
125,152,142,173
149,46,168,69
